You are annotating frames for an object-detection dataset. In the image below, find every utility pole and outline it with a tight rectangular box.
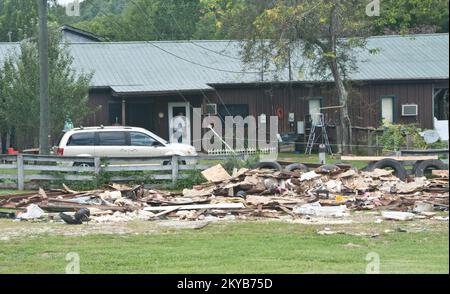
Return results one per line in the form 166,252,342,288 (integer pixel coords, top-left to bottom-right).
38,0,50,155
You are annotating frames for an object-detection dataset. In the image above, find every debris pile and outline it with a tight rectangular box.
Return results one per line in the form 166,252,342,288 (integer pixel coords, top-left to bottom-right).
0,164,448,224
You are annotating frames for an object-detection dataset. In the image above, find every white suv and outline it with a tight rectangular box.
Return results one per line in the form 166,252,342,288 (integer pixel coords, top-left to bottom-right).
56,126,197,163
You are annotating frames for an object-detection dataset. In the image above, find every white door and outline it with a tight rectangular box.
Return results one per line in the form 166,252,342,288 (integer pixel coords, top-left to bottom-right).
381,97,394,123
168,102,191,144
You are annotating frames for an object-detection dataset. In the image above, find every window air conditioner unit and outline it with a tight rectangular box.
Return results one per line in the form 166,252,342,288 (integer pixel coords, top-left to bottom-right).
204,104,217,115
402,104,418,116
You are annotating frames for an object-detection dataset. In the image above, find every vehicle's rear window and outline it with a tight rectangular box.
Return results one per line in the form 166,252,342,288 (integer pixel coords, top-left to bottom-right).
67,132,95,146
98,132,126,146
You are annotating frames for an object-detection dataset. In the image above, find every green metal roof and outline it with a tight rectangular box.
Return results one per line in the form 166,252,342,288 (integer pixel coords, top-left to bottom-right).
1,33,448,94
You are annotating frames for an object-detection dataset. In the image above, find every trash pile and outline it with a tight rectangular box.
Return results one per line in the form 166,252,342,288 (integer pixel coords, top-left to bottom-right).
0,164,448,224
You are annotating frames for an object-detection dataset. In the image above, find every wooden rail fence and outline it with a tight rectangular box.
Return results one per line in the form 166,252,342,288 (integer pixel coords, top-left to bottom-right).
0,154,238,190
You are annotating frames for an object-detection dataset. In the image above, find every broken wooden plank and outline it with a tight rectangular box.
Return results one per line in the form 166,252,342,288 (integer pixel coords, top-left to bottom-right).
38,188,48,200
38,201,129,212
143,203,245,212
432,170,449,178
152,207,180,218
201,164,232,183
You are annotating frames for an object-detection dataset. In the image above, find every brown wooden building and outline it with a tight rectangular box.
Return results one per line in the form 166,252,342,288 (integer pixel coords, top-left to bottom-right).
2,33,448,151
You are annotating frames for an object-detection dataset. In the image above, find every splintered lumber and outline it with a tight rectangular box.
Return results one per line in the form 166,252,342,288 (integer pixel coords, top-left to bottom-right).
152,207,180,218
432,170,449,178
38,201,129,212
201,164,232,182
144,203,245,212
341,155,438,161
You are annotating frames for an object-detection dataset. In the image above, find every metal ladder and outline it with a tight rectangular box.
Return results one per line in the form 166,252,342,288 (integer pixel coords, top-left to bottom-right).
305,113,333,155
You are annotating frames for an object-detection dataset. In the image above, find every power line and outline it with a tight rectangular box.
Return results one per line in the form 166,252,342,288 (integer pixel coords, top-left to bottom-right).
82,0,227,145
160,4,235,118
126,0,262,75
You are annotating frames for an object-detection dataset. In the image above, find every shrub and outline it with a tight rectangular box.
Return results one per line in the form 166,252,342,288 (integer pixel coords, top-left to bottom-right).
378,122,445,152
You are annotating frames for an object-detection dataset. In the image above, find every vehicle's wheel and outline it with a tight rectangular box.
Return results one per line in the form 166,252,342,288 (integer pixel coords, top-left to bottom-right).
414,160,447,178
284,163,309,173
74,162,94,168
372,158,407,180
163,160,187,166
254,161,282,171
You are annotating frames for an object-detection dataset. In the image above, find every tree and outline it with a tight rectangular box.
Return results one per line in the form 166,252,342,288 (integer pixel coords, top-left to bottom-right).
193,0,235,39
0,0,38,42
0,0,83,42
0,23,92,149
373,0,449,35
217,0,373,154
75,0,203,41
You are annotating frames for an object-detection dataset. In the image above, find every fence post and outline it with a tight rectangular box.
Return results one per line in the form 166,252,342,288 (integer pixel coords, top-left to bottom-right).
94,157,101,175
172,155,179,187
17,154,24,191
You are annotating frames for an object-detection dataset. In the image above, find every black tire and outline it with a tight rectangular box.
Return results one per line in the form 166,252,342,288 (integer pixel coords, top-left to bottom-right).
284,163,309,172
362,161,377,172
373,158,407,180
414,160,448,177
74,208,91,222
254,161,282,171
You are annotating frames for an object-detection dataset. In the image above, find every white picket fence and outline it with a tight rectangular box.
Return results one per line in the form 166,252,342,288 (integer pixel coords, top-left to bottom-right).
0,154,238,190
207,147,277,156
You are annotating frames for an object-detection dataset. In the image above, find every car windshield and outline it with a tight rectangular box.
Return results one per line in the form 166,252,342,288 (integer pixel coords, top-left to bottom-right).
148,132,167,145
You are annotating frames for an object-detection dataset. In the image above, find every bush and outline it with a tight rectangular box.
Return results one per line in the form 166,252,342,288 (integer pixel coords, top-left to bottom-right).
174,170,206,190
379,122,445,152
223,154,260,174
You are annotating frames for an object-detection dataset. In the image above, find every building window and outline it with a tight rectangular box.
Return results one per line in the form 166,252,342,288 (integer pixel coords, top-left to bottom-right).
381,96,396,123
308,98,322,125
218,104,249,120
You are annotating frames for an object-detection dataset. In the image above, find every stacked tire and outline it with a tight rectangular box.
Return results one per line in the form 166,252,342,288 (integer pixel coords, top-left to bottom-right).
413,160,447,177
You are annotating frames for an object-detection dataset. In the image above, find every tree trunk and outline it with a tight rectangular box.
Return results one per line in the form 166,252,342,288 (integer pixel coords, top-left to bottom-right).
329,3,352,155
330,60,352,155
333,66,351,154
0,131,7,154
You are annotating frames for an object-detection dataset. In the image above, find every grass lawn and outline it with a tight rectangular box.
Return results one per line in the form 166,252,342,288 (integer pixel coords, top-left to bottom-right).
277,153,369,169
199,153,370,170
0,221,447,274
0,190,34,195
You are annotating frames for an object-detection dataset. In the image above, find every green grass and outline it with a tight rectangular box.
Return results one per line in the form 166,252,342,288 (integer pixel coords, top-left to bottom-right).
0,221,447,274
277,153,369,169
0,190,34,195
199,153,370,169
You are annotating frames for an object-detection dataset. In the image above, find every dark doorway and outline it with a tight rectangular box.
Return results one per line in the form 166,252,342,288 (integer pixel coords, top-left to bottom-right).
434,88,449,120
126,103,154,131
